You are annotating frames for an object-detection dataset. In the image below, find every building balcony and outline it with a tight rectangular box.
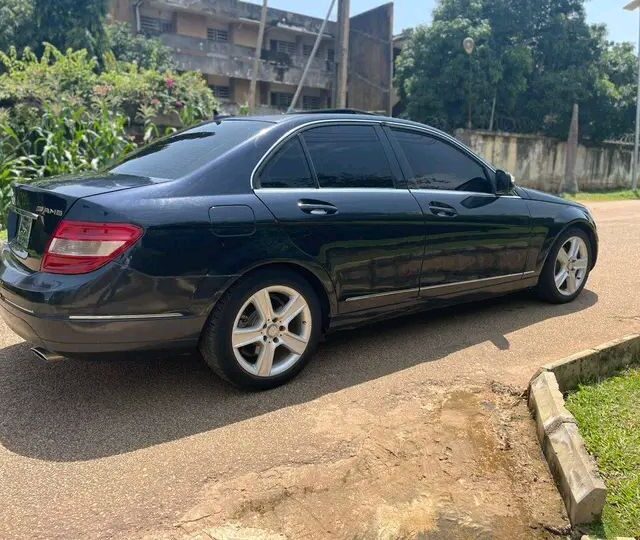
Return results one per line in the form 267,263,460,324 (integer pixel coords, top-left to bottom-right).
159,33,334,89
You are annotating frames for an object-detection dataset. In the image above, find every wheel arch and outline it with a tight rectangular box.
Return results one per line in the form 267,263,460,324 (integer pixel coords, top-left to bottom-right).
540,218,598,273
214,261,337,333
569,220,598,268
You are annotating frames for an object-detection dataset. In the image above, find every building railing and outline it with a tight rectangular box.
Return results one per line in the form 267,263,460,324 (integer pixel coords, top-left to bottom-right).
159,33,333,82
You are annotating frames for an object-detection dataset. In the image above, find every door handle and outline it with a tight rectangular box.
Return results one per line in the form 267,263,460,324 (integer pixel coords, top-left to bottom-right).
298,200,338,216
428,201,457,218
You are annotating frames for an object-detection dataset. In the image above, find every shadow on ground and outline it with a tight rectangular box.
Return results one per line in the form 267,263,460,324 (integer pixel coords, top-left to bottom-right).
0,289,597,462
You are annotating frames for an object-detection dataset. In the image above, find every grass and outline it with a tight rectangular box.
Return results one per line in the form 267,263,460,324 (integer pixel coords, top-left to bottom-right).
0,229,6,242
563,189,640,202
565,368,640,538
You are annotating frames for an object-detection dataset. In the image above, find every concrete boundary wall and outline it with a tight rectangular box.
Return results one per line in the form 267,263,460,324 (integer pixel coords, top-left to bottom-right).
455,129,634,193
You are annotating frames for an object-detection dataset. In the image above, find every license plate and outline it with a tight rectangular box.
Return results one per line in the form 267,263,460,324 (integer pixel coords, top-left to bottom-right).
13,214,33,257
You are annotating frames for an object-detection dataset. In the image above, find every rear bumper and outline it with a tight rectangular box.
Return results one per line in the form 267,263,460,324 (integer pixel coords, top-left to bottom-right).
0,246,214,355
0,294,205,354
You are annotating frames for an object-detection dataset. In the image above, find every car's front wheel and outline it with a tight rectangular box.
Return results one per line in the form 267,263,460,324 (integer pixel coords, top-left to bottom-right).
199,269,321,390
536,227,592,304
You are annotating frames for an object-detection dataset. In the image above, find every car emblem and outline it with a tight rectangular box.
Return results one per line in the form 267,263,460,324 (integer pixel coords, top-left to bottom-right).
35,206,63,217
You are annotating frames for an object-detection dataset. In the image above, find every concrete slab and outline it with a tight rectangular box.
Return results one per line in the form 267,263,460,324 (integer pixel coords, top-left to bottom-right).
528,371,576,444
543,422,606,526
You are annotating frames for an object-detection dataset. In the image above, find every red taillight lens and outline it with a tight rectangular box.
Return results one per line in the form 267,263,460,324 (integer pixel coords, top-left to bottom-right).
42,221,143,274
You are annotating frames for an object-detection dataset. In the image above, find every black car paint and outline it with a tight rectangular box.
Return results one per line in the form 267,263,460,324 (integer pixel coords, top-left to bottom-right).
0,113,598,356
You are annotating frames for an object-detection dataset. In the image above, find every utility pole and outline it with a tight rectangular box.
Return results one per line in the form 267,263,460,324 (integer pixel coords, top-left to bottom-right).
624,0,640,190
335,0,350,108
289,0,337,112
249,0,268,113
463,37,475,130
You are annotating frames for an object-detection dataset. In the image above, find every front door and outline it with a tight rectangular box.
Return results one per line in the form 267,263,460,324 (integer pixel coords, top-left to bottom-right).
255,123,425,312
385,126,531,296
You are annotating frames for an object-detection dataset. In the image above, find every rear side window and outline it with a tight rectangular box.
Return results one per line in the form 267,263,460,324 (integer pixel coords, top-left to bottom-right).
392,129,491,193
110,120,269,180
302,125,395,189
259,137,315,188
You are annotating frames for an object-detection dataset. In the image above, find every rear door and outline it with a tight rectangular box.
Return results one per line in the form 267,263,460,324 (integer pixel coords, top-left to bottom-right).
254,122,425,312
385,126,531,297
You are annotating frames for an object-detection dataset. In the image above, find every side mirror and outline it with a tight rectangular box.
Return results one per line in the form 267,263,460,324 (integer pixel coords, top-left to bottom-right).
495,170,515,194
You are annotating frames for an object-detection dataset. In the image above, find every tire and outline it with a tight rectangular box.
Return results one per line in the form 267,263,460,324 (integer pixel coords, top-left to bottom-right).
535,227,592,304
199,268,322,390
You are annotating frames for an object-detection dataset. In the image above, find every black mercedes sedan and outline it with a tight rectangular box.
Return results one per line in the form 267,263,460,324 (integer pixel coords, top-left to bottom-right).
0,111,598,389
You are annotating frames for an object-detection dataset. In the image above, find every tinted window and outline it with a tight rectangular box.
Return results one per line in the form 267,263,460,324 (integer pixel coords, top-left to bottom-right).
259,137,315,188
393,129,491,193
303,125,395,189
110,120,268,180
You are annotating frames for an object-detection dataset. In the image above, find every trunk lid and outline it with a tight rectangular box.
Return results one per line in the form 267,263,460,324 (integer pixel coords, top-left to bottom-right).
8,173,156,272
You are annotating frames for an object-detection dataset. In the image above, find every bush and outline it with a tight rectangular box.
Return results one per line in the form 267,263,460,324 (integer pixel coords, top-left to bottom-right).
0,44,217,130
0,44,218,224
105,22,175,72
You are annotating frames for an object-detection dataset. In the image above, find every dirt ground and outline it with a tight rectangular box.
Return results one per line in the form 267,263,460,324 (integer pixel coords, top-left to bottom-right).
5,201,639,540
148,380,568,540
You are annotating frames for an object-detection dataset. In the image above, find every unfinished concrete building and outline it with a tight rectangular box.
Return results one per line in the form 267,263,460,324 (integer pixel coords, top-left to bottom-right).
110,0,394,114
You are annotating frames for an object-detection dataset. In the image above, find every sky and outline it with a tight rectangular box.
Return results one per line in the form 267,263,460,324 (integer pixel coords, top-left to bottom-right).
246,0,639,44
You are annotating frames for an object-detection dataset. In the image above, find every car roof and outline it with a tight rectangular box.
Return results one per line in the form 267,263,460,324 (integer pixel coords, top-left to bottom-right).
214,110,419,128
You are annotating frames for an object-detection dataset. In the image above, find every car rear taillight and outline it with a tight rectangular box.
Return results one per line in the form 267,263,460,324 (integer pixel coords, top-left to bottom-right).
42,221,143,274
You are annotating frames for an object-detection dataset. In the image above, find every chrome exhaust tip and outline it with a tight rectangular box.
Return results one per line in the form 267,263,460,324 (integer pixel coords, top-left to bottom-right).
31,347,65,363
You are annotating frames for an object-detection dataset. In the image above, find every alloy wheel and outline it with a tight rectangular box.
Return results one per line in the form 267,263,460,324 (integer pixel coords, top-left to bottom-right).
231,285,312,377
554,236,589,296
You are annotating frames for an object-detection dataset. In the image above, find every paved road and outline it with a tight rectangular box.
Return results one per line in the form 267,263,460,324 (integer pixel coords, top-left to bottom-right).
0,201,639,539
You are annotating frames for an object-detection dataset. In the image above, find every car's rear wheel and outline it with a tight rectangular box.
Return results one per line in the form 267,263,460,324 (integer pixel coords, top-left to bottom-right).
199,269,321,390
536,227,592,304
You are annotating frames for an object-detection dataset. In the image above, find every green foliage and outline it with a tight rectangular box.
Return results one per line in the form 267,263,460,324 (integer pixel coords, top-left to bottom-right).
566,369,640,537
0,44,218,225
31,0,110,58
394,0,637,140
583,42,639,142
0,0,34,53
563,189,640,202
0,44,217,129
105,22,175,72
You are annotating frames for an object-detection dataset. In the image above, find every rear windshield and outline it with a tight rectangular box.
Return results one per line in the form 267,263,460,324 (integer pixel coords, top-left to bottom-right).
109,120,270,180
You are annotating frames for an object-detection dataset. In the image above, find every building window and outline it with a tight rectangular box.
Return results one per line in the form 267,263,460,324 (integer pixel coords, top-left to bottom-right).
303,44,313,57
140,16,174,35
212,86,231,100
325,48,335,71
270,92,293,109
207,28,228,42
302,95,322,110
271,40,296,55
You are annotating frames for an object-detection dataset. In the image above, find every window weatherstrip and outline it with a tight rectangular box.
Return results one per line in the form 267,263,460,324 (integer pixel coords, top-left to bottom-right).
250,118,498,191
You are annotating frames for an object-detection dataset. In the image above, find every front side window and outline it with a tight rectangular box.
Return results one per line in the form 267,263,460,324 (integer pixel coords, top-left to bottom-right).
258,137,315,189
302,125,395,189
392,129,491,193
110,120,268,180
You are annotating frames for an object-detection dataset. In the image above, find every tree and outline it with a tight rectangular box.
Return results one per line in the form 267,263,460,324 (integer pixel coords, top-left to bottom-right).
31,0,110,57
395,20,508,131
582,41,638,142
395,0,535,132
394,0,629,140
106,22,175,72
0,0,34,53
